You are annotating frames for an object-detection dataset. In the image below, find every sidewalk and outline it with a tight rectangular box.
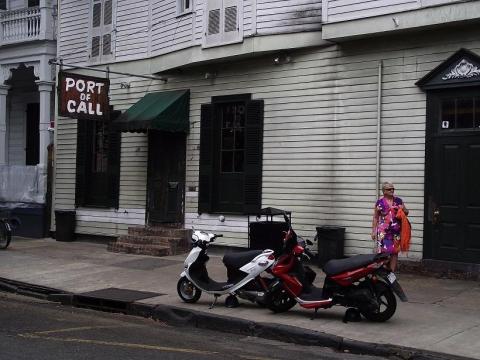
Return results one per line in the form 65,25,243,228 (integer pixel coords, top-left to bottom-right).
0,237,479,360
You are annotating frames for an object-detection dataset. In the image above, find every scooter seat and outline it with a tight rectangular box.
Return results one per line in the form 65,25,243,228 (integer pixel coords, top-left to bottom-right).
223,250,263,268
323,254,378,276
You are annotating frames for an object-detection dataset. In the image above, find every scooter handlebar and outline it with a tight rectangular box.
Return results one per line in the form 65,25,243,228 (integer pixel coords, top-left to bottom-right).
304,248,315,260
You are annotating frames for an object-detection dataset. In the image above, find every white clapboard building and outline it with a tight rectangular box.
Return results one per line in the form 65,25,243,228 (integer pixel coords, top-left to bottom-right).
53,0,480,269
0,0,57,237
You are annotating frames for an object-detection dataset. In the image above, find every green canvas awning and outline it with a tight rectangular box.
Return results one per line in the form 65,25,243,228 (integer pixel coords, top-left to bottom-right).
114,90,190,132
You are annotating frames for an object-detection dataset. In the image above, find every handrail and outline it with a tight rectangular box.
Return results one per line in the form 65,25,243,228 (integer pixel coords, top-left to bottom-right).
0,6,53,44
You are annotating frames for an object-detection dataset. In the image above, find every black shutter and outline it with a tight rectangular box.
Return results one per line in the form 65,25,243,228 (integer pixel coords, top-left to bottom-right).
108,110,122,209
75,119,88,207
198,104,214,214
244,100,264,214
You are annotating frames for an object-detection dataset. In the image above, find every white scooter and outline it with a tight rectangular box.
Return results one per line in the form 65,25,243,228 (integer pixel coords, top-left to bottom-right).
177,230,276,308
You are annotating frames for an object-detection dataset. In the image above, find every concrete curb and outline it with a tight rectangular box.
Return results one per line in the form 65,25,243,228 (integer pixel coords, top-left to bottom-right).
0,278,474,360
128,302,468,360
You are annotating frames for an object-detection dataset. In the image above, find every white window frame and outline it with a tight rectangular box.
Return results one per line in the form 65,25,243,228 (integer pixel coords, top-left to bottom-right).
88,0,116,64
203,0,243,48
176,0,193,16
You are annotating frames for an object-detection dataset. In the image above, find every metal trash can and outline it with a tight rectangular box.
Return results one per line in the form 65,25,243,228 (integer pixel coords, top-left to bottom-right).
55,210,76,242
316,226,345,267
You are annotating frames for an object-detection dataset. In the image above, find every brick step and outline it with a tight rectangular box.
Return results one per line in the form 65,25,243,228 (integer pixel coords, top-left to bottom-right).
107,242,171,257
108,226,192,257
117,235,185,247
128,226,191,238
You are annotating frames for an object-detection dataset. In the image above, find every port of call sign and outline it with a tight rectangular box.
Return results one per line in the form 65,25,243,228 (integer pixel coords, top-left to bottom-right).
58,71,110,120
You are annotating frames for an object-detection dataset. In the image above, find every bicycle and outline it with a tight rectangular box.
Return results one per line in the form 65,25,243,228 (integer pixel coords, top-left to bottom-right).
0,210,20,250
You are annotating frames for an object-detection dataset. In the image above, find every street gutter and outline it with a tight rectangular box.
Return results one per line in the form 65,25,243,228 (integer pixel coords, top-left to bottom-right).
0,277,473,360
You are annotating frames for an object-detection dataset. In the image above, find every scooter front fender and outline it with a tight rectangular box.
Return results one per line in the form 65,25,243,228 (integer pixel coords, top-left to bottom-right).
377,268,408,302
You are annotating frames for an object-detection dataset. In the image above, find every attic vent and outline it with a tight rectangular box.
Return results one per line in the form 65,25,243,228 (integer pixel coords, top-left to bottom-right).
224,6,237,32
208,9,220,35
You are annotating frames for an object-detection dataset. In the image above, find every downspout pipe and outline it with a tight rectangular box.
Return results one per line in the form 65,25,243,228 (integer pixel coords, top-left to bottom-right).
376,60,383,197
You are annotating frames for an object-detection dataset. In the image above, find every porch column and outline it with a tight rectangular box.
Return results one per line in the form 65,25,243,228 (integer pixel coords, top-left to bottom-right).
36,81,54,170
39,0,54,40
0,85,9,165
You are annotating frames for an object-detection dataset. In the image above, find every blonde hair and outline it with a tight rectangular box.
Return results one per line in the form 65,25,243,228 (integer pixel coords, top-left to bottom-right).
382,181,394,192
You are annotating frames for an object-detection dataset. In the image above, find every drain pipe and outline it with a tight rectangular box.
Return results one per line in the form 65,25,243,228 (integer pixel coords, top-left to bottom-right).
375,60,383,197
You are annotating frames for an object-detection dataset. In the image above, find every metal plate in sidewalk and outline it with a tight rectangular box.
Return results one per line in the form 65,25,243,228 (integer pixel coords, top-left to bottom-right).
78,288,162,302
74,288,163,312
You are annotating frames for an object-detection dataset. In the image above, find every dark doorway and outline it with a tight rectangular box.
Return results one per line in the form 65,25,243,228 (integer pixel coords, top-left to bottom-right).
147,131,186,224
26,103,39,166
425,90,480,263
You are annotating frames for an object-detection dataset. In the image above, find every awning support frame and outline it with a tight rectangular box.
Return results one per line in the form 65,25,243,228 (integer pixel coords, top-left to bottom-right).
49,58,167,82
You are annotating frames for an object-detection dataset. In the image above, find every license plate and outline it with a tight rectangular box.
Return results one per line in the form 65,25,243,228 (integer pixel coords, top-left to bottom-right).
387,272,396,284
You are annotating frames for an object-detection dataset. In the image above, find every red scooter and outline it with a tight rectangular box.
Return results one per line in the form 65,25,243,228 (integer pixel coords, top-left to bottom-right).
266,214,408,322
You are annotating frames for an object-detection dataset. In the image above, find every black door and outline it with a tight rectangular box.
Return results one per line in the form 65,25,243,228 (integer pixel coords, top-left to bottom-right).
26,103,39,166
147,131,186,224
425,92,480,263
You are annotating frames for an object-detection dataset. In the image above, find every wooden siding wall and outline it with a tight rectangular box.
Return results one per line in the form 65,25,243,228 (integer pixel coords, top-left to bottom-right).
53,114,149,235
57,0,321,64
256,0,322,35
7,91,39,165
54,25,480,256
324,0,465,23
57,1,90,64
7,94,25,165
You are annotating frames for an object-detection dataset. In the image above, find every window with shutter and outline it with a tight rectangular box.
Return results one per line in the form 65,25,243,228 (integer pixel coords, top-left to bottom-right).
176,0,192,15
204,0,242,48
28,0,39,7
0,0,7,10
90,0,115,63
198,95,263,214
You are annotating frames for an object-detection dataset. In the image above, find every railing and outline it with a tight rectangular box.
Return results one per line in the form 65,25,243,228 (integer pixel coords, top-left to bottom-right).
0,6,55,45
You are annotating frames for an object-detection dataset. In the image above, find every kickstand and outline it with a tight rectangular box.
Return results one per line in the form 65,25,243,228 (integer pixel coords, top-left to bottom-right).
311,308,318,320
209,295,219,309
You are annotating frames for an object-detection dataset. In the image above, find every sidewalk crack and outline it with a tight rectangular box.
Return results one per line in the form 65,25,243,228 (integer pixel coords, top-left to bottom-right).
431,323,480,345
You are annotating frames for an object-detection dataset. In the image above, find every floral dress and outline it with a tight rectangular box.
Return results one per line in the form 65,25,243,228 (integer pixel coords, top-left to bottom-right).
375,196,403,254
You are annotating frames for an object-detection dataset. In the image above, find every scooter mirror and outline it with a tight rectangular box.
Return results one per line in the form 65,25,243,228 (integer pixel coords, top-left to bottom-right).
306,239,313,246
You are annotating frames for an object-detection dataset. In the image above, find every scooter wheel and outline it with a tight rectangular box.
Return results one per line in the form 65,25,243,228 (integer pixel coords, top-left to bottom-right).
177,276,202,303
225,295,239,308
266,288,296,313
360,282,397,322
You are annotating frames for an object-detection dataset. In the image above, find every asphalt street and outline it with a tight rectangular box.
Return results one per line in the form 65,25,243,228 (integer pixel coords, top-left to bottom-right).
0,292,388,360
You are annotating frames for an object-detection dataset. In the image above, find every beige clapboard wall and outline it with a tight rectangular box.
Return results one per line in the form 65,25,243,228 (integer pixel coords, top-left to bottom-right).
54,19,480,258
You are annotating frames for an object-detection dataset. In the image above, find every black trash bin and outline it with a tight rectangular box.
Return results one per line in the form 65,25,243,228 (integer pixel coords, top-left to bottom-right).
316,226,345,267
55,210,76,241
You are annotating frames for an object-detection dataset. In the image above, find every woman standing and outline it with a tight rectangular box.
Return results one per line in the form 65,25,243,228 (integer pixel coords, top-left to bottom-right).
371,182,409,272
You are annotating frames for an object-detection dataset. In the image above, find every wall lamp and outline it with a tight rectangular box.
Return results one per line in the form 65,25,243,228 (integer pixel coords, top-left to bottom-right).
273,53,292,66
